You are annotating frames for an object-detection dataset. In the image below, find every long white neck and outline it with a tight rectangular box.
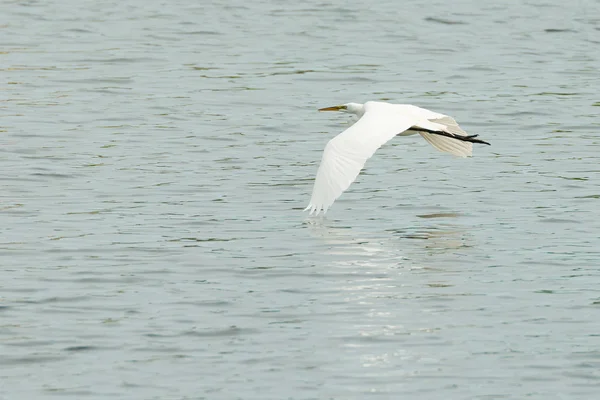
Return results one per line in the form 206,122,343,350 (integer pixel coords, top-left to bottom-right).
345,103,365,117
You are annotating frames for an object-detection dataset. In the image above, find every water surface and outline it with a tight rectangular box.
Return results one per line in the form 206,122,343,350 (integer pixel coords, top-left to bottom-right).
2,0,600,398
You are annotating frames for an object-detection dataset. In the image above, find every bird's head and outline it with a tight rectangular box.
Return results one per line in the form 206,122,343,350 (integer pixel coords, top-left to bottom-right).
319,102,364,116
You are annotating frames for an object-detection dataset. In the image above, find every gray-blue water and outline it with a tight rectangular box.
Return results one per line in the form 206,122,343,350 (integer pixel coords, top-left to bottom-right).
2,0,600,398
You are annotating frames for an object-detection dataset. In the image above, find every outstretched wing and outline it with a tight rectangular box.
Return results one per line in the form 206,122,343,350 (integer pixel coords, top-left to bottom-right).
419,116,473,158
392,105,473,158
305,109,415,216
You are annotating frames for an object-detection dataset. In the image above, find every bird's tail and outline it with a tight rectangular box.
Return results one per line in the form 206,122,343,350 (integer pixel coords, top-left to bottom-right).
419,131,473,157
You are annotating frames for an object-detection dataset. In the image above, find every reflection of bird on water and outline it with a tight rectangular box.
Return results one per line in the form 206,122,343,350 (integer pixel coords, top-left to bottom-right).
305,101,490,216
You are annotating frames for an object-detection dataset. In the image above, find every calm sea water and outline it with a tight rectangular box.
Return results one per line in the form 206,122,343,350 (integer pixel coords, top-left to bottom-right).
2,0,600,398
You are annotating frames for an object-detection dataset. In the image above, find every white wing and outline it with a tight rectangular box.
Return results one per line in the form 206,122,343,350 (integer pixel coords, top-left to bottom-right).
419,116,472,157
392,105,473,158
305,108,415,215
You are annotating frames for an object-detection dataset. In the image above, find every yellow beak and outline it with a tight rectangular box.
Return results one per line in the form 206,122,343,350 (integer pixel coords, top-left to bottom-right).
318,105,345,112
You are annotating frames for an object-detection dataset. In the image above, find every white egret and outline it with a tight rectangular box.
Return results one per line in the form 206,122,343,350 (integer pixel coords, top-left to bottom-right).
304,101,490,215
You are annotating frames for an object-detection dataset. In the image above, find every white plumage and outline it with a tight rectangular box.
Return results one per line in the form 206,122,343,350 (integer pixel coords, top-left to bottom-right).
305,101,490,216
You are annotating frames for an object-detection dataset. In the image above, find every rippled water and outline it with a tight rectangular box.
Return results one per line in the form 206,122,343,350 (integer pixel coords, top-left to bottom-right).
2,0,600,398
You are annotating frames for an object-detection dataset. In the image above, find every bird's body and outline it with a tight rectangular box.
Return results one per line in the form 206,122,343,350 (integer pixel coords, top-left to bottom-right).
304,101,490,216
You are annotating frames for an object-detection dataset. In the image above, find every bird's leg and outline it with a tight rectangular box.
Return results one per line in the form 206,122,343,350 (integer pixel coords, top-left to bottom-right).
410,127,491,145
436,132,491,146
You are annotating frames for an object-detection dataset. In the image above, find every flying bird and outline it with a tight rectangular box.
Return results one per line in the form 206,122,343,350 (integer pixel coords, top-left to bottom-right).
304,101,490,216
